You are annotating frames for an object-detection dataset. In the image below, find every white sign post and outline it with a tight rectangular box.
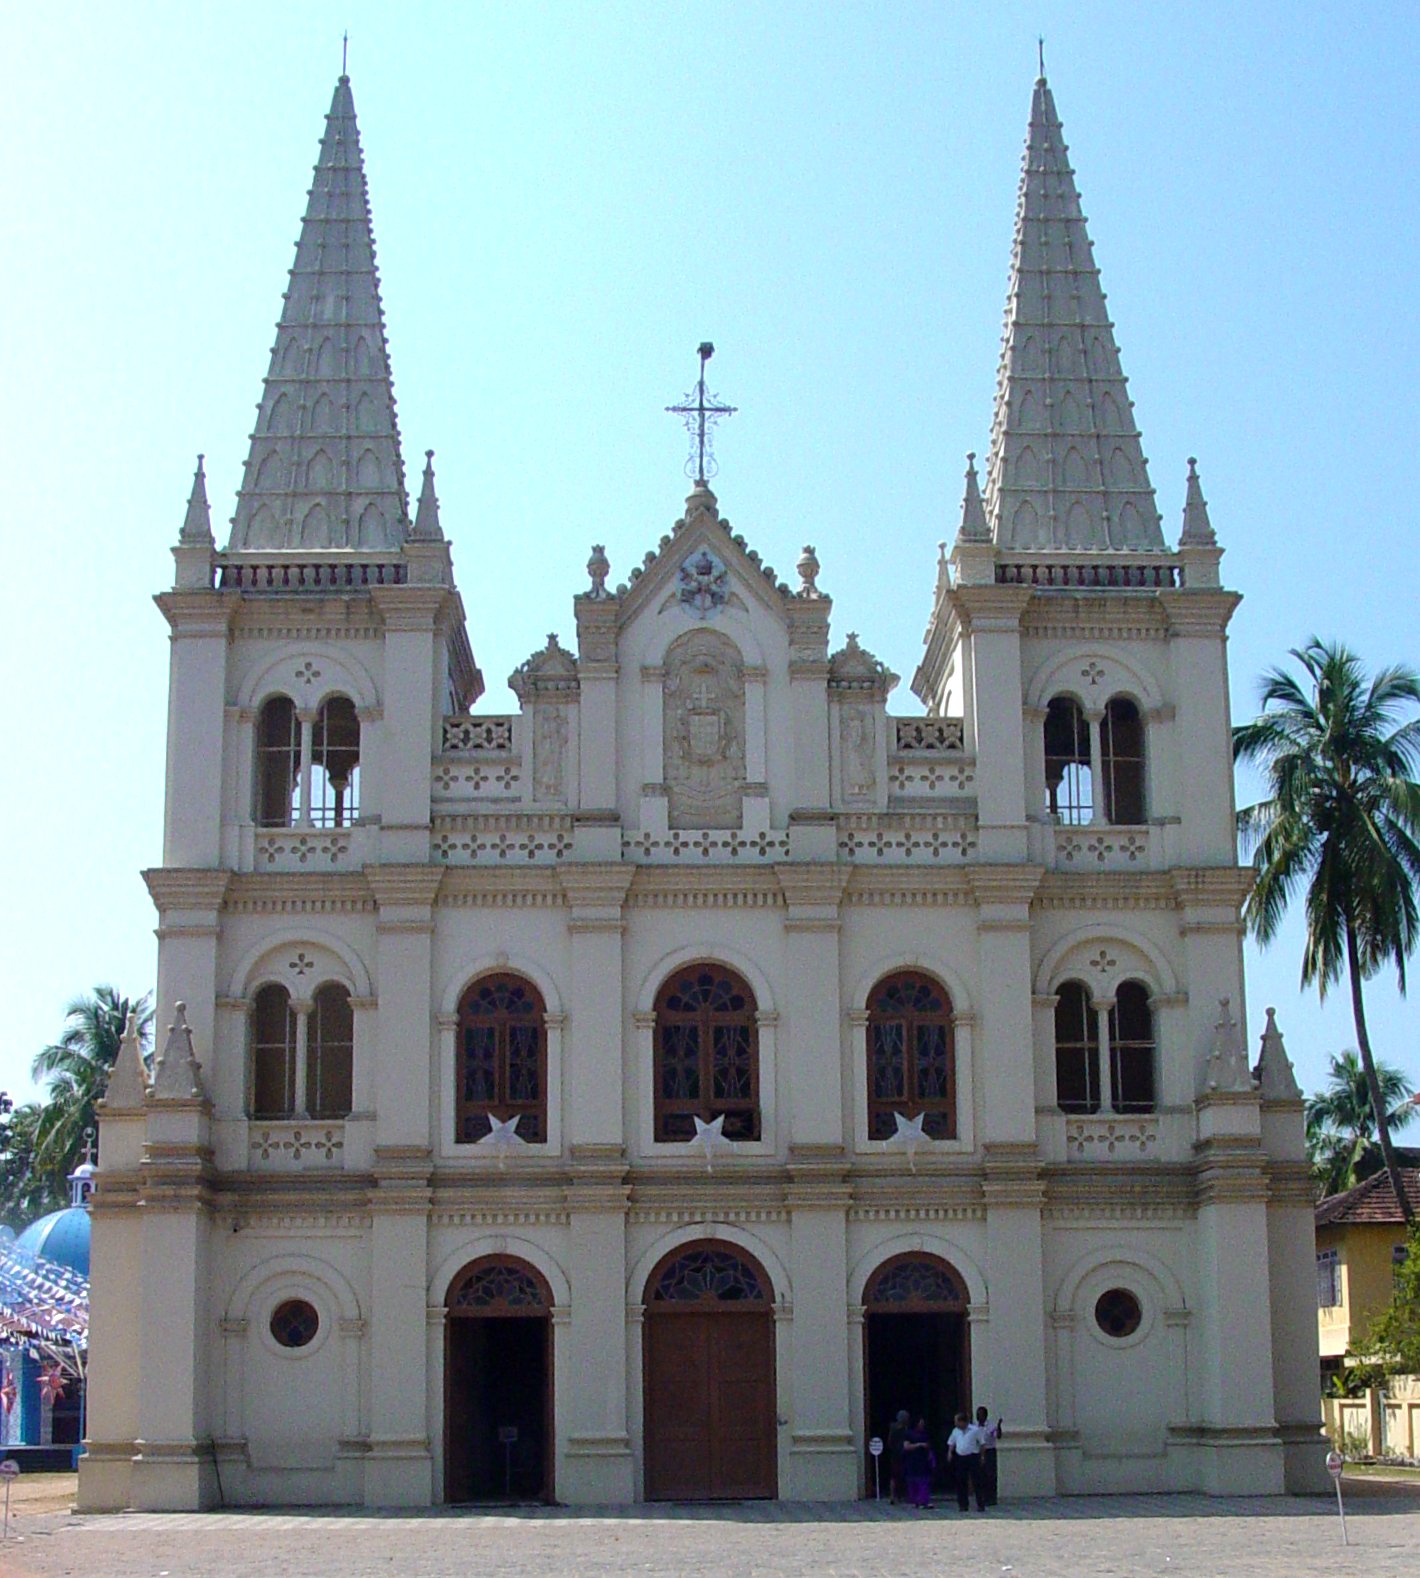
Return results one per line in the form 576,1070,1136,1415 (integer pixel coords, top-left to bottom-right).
868,1436,883,1501
0,1458,18,1541
1326,1450,1347,1546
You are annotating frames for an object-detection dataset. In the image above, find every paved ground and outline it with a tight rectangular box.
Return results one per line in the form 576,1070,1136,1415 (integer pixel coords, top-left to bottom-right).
0,1480,1417,1578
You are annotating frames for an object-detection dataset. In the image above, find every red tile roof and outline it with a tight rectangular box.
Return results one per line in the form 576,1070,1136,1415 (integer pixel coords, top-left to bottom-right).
1315,1168,1420,1226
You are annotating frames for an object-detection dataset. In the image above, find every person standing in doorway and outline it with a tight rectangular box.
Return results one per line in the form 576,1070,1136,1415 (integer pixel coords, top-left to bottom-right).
886,1409,910,1504
946,1410,986,1511
902,1416,935,1509
975,1406,1002,1506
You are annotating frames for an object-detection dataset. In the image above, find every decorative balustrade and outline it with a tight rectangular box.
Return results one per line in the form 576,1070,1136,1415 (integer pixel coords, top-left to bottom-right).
248,1121,345,1171
995,559,1178,589
837,813,978,863
622,830,790,863
254,829,358,870
893,718,965,753
1052,825,1152,871
431,758,522,800
442,715,516,754
432,813,572,864
216,559,407,591
1065,1116,1159,1160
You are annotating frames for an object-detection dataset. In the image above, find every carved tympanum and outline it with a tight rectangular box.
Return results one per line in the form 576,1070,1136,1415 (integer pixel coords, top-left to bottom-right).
664,630,745,829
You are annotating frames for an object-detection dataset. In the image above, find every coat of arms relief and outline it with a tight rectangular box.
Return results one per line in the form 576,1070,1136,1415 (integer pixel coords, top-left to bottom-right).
663,629,746,828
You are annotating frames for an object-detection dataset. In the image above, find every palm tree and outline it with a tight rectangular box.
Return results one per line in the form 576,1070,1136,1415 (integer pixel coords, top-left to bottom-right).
1306,1050,1415,1196
30,986,153,1184
1234,639,1420,1223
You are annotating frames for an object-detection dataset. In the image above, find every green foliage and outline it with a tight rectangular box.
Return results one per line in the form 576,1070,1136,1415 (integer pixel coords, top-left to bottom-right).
1307,1050,1416,1197
0,985,153,1230
1235,639,1420,1223
1354,1225,1420,1377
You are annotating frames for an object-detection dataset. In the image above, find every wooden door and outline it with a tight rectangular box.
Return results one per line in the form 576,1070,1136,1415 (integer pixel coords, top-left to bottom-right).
645,1310,776,1499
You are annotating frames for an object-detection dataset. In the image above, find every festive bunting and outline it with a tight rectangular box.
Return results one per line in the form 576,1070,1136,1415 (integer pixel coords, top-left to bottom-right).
38,1365,66,1406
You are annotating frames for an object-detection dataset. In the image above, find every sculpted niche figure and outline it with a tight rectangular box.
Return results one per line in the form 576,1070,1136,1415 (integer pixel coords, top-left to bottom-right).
663,629,746,829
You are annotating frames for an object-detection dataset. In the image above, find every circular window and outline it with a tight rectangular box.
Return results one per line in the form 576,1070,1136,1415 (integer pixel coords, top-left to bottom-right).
269,1298,320,1349
1094,1288,1143,1339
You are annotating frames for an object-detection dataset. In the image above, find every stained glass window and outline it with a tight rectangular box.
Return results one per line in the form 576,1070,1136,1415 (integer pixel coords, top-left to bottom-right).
651,1247,766,1303
449,1259,549,1312
866,1256,965,1309
456,974,546,1143
270,1298,319,1348
654,966,760,1142
867,973,955,1140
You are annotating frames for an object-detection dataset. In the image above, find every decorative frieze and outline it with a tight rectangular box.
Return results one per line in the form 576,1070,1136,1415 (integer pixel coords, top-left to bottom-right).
836,814,978,862
893,717,965,753
889,757,976,796
1053,827,1151,869
433,815,573,864
623,829,789,862
1065,1117,1159,1160
249,1123,346,1168
254,829,357,870
431,760,521,799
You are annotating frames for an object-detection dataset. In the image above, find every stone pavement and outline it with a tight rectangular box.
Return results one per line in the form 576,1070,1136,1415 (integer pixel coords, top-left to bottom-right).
1,1485,1417,1578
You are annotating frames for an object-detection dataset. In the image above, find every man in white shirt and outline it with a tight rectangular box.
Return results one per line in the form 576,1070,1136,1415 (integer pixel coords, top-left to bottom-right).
945,1410,987,1511
975,1405,1002,1506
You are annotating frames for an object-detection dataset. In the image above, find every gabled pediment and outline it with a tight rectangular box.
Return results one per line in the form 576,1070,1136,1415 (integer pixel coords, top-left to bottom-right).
611,484,798,630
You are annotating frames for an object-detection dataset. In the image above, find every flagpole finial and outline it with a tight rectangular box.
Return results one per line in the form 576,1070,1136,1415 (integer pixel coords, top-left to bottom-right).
1038,36,1046,78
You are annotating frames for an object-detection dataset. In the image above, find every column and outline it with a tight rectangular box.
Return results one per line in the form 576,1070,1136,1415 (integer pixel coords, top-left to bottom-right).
156,590,237,868
364,866,442,1505
1159,592,1241,866
296,710,316,825
558,865,635,1499
786,1186,856,1497
370,585,444,865
1086,709,1106,824
1092,998,1114,1115
957,586,1031,862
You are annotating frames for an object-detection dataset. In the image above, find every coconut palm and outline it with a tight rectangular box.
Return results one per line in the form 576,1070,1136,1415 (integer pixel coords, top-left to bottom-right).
1234,639,1420,1223
30,986,153,1183
1306,1050,1415,1196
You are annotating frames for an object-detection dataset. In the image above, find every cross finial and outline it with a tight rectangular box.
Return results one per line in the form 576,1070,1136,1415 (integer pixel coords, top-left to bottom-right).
342,30,349,77
1038,36,1046,78
666,342,737,486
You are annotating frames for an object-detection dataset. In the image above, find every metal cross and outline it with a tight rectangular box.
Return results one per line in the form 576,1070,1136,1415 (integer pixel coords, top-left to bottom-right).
666,343,737,485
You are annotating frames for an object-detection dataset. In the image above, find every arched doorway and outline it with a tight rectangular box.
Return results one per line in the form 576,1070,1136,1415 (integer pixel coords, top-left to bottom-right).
863,1253,970,1495
643,1241,777,1500
444,1256,553,1503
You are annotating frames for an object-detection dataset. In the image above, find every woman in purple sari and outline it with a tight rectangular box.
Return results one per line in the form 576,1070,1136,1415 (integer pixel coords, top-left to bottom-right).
901,1416,934,1509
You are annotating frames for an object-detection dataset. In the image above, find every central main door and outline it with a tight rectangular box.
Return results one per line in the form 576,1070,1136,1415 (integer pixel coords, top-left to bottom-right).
643,1242,777,1500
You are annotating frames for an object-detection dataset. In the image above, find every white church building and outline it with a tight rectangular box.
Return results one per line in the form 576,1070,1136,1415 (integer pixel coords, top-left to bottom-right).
79,68,1325,1510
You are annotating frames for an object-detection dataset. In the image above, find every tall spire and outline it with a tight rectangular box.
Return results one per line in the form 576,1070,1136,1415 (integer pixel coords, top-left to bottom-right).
227,75,409,553
983,74,1165,553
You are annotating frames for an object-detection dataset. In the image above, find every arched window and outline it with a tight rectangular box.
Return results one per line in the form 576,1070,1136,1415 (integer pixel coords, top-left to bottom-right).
1101,697,1145,824
309,982,354,1119
255,696,300,827
251,983,297,1117
1108,981,1156,1113
867,972,956,1140
457,974,547,1144
311,696,360,828
1044,697,1091,824
1054,979,1100,1114
654,964,759,1142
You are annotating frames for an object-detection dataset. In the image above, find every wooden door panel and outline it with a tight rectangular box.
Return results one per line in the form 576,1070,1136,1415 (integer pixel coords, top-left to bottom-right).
646,1315,713,1500
710,1314,775,1498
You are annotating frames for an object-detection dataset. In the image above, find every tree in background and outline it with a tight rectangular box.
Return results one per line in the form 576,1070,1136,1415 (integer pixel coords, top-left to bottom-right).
1307,1050,1416,1198
1235,640,1420,1225
13,987,154,1220
1352,1224,1420,1383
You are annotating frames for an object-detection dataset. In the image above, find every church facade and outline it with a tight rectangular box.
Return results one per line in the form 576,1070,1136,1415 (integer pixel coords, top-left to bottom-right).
79,70,1325,1511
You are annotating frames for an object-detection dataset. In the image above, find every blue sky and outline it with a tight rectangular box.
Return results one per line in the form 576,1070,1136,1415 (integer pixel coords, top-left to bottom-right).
1,1,1416,1113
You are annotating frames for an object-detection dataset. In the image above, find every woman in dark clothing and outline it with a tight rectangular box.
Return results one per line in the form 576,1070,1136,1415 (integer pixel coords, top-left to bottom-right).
902,1416,934,1509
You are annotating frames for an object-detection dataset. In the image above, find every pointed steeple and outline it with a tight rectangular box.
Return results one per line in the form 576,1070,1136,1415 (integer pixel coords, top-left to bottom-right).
1255,1006,1302,1103
1179,456,1217,546
100,1009,150,1114
180,454,214,545
411,450,443,541
984,74,1165,553
956,452,990,543
227,75,409,553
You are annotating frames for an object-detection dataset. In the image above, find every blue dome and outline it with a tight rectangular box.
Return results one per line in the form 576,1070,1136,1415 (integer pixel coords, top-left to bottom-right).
15,1207,90,1277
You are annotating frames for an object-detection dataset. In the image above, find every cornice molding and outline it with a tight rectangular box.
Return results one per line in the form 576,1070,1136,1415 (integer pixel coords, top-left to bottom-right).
143,868,233,914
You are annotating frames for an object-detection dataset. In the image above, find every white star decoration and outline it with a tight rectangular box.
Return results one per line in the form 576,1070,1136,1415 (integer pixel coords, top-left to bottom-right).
884,1111,930,1171
687,1114,735,1171
475,1114,527,1167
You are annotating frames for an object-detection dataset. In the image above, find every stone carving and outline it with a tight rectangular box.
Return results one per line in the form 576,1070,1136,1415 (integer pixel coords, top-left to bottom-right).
1202,997,1254,1095
151,1001,207,1102
586,544,610,599
664,630,745,829
677,547,729,618
796,544,822,597
533,706,568,801
841,705,877,801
